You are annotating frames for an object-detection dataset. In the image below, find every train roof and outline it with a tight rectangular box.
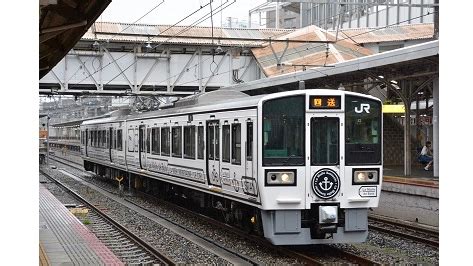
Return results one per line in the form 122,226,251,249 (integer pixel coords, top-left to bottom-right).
82,90,264,125
81,89,380,126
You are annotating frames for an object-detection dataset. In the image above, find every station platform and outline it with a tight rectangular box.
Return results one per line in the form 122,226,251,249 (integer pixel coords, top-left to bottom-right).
39,183,123,265
384,165,438,187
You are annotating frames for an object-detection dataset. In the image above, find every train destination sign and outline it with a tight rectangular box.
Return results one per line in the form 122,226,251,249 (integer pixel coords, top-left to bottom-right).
309,96,341,109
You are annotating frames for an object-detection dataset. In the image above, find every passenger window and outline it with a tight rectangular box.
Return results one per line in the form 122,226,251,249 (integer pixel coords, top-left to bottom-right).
152,127,160,155
184,126,196,159
147,128,151,153
208,125,214,160
197,126,204,159
103,130,106,148
232,123,241,165
117,129,123,151
128,129,134,152
98,131,102,147
246,122,253,161
222,125,230,162
215,126,219,160
161,127,170,156
172,126,182,158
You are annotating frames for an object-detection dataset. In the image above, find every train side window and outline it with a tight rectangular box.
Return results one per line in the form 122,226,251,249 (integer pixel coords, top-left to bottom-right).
112,130,116,149
246,122,253,161
103,130,107,148
98,131,102,147
172,126,182,158
146,128,151,153
207,125,214,160
197,126,204,159
215,126,219,160
161,127,170,156
139,127,145,152
128,129,134,152
152,127,160,155
117,129,123,151
109,129,113,149
184,126,196,159
222,125,230,163
232,123,241,165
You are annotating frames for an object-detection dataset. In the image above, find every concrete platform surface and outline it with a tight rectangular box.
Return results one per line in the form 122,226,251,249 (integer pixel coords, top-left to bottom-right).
39,183,123,265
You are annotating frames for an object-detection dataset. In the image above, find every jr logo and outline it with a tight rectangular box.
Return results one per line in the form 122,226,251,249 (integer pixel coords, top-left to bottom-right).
355,103,370,113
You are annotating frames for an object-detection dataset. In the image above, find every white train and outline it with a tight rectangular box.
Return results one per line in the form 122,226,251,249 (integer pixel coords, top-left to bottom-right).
80,89,382,245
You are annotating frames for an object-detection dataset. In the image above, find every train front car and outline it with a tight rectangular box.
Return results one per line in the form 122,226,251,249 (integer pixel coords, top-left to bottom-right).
257,90,382,245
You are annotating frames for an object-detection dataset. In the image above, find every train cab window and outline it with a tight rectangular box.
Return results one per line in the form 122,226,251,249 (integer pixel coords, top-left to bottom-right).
184,126,196,159
246,122,253,161
311,117,339,165
117,129,123,151
152,127,160,155
222,125,230,162
128,129,134,152
262,95,305,166
232,123,241,165
197,126,204,159
161,127,170,156
345,95,382,165
172,126,182,158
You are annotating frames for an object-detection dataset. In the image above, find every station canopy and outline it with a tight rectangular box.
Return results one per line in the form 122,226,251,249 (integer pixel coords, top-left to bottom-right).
252,23,434,77
40,0,112,79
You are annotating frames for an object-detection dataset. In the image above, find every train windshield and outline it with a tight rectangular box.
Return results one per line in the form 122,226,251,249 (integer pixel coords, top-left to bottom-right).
262,96,305,166
345,95,382,165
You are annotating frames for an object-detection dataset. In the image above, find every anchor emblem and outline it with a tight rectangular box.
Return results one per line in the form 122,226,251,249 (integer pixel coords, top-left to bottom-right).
318,176,333,191
312,169,340,200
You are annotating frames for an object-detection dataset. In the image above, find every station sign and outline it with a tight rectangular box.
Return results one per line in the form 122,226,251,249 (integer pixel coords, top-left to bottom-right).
382,104,405,113
309,96,341,109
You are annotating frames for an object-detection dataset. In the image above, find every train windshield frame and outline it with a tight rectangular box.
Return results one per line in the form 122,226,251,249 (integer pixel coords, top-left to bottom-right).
345,95,382,165
262,95,305,166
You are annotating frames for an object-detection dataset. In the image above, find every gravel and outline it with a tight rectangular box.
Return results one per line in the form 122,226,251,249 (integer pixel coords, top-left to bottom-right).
42,159,440,265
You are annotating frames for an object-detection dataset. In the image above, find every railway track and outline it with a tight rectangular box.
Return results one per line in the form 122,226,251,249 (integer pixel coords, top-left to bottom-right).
47,156,381,265
40,170,175,265
368,215,439,248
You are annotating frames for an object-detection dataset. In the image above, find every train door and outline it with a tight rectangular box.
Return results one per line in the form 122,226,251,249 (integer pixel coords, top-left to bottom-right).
307,114,342,204
85,129,88,156
138,125,147,169
206,121,221,187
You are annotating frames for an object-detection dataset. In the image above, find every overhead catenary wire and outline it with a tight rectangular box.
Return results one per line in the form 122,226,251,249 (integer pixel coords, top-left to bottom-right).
71,1,220,88
170,11,437,89
257,11,437,66
68,6,435,93
102,0,236,87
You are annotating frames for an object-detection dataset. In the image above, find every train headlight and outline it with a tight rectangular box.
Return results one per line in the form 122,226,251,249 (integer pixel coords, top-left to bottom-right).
352,169,379,184
266,171,296,186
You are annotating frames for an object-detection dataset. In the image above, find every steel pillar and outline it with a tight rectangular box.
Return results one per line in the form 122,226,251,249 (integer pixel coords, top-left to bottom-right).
433,77,439,177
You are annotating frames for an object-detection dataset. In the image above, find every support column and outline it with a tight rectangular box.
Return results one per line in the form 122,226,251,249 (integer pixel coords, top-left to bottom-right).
275,0,279,29
433,77,439,177
403,81,411,176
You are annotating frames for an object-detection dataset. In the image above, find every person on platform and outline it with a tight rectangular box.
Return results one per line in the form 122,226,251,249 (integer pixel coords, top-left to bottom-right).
419,141,433,171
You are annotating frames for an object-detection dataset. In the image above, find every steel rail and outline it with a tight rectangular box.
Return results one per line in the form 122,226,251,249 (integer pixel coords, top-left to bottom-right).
368,216,439,248
39,169,176,265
